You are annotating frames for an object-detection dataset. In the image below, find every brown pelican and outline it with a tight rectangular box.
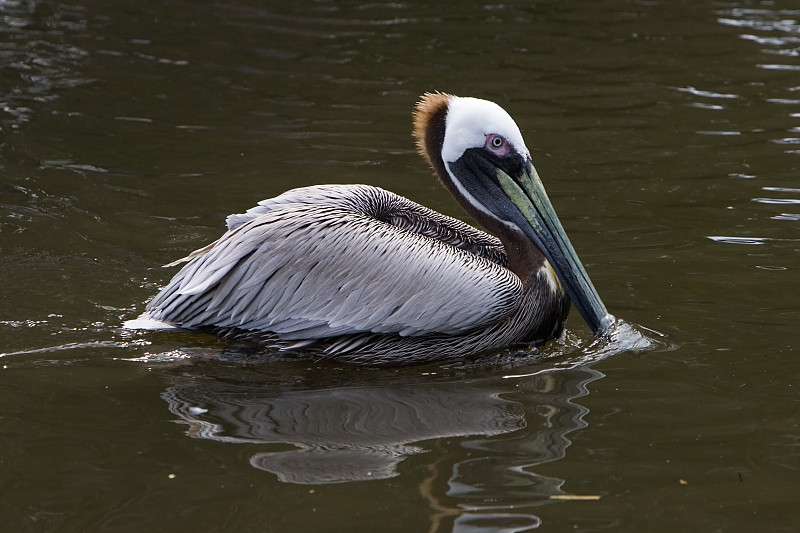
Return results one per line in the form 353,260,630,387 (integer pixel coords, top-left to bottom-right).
125,93,614,364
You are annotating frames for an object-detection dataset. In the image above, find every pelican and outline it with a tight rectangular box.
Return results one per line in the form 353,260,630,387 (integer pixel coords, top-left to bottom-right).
125,93,614,365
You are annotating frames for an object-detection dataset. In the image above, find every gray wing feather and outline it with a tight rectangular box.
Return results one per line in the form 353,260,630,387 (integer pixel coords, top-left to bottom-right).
144,185,520,339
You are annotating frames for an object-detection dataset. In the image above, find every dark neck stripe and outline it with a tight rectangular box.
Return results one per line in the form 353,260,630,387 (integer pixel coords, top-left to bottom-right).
424,104,448,184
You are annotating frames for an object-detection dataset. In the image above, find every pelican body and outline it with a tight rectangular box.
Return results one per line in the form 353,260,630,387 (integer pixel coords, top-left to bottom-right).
126,93,614,365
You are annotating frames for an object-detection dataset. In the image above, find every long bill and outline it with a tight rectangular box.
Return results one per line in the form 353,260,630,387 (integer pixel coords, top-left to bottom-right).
496,161,615,336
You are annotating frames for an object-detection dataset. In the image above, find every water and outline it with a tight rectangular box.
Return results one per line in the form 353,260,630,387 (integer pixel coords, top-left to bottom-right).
2,0,799,531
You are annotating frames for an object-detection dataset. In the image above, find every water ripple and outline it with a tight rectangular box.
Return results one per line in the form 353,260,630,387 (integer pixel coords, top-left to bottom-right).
758,63,800,71
0,2,93,128
707,236,767,245
719,9,800,36
502,320,667,380
752,197,800,205
707,235,800,245
672,86,740,99
772,213,800,221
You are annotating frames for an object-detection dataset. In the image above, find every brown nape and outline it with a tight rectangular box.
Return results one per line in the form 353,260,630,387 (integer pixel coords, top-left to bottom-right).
412,92,451,181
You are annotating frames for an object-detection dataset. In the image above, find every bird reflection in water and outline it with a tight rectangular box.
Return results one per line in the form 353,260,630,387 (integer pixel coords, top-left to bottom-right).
159,361,604,532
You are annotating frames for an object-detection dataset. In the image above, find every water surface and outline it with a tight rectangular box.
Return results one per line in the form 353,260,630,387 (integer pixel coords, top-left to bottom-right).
2,1,799,531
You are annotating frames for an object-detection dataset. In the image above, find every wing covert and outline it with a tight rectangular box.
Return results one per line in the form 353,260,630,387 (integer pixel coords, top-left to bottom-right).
145,190,522,340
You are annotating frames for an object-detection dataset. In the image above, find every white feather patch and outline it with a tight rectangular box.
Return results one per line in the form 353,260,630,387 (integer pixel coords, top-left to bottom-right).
539,260,563,294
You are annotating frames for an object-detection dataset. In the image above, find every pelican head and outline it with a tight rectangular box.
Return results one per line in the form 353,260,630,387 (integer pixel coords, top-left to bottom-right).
414,92,614,336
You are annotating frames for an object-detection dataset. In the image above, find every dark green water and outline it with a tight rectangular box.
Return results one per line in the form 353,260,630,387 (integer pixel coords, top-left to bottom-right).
2,1,799,531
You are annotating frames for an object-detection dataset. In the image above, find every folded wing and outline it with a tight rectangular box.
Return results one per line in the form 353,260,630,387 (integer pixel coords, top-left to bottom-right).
137,185,522,340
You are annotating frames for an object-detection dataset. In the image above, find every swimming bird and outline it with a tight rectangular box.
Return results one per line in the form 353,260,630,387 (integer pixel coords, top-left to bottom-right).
125,93,614,365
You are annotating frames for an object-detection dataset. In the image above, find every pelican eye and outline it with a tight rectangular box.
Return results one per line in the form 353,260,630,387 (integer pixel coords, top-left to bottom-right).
485,134,510,156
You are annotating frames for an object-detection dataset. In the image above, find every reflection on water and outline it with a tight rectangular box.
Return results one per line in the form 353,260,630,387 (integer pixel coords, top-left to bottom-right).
159,361,603,531
163,374,521,484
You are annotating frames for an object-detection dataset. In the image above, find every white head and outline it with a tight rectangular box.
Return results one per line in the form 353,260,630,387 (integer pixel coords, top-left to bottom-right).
441,96,530,164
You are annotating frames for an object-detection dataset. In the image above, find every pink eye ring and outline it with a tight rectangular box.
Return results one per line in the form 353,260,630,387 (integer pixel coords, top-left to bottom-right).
485,134,510,156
